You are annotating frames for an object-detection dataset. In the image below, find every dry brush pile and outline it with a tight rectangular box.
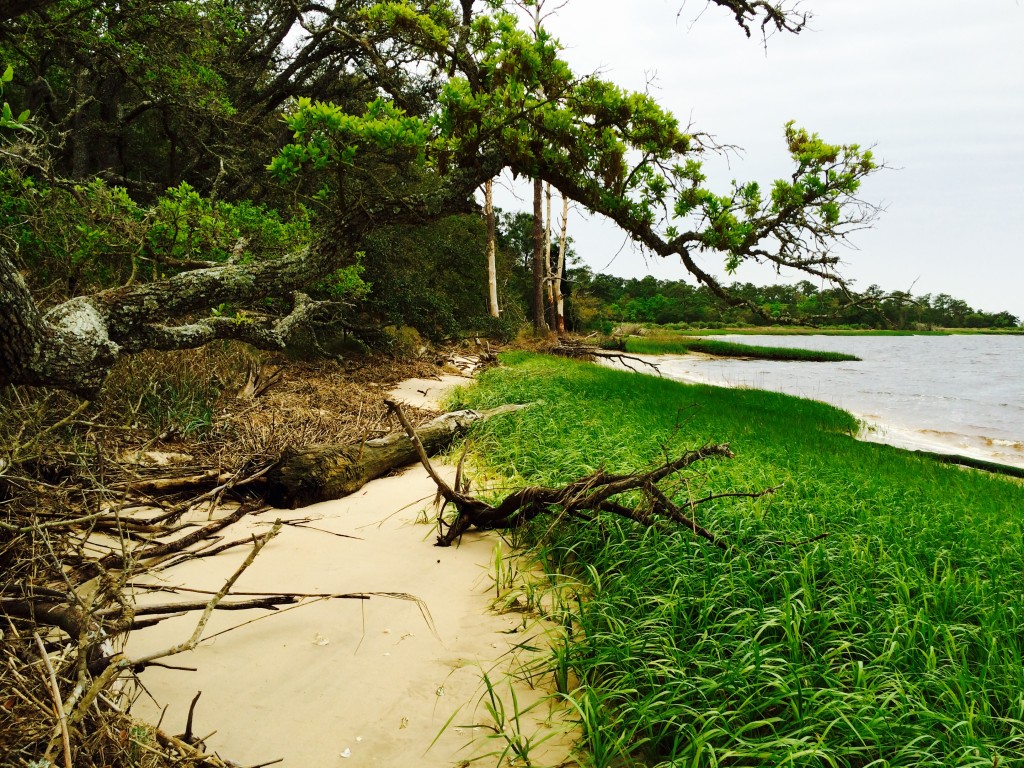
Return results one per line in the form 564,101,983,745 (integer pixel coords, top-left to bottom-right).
0,344,456,768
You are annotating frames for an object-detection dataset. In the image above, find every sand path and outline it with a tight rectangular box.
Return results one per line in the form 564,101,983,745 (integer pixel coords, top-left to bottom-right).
124,374,574,767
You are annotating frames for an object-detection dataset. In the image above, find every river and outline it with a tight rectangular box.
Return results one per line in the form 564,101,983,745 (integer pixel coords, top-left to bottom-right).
652,334,1024,468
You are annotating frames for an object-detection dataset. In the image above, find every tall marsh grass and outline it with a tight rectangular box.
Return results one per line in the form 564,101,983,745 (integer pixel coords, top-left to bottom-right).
450,352,1024,768
623,334,860,361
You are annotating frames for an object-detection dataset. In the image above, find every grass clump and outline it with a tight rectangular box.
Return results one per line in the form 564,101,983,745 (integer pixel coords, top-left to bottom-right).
684,338,860,361
451,352,1024,768
661,327,947,337
623,334,860,361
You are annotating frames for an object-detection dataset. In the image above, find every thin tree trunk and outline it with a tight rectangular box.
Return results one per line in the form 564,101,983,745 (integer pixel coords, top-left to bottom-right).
544,181,556,329
484,179,499,318
555,192,569,333
532,177,545,334
530,1,547,336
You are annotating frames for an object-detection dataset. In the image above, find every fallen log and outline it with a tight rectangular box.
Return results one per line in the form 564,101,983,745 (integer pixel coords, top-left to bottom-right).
264,404,530,508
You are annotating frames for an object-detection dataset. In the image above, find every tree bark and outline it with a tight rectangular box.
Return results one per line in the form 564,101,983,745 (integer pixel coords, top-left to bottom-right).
544,181,556,330
0,245,47,386
531,177,546,334
264,404,529,508
555,191,569,333
484,178,500,318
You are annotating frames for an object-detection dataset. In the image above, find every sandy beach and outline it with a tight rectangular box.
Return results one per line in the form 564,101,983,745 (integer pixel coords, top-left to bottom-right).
123,373,575,767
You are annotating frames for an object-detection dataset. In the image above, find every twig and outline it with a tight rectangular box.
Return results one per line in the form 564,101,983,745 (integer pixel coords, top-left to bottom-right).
159,535,259,569
125,595,300,621
688,484,782,509
645,483,729,551
33,632,73,768
12,400,91,462
0,508,123,532
68,522,282,726
384,399,462,505
277,520,362,540
151,724,236,766
95,502,267,570
130,585,370,600
130,521,282,667
183,690,202,745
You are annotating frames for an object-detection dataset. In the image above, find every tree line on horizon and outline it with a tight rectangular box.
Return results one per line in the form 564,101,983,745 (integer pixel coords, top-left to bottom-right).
479,210,1021,334
561,272,1021,331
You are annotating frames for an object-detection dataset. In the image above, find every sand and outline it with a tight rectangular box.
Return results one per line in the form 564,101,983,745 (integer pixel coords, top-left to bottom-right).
386,373,475,411
123,375,574,767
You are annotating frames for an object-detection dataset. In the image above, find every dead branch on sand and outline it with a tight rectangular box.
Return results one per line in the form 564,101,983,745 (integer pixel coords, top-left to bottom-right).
548,338,662,375
386,402,778,548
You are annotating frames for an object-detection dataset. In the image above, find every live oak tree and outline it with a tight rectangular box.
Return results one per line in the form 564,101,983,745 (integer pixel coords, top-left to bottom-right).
1,0,880,395
0,0,443,197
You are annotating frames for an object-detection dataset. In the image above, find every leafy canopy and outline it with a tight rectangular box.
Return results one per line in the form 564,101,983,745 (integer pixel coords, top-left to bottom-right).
268,1,879,313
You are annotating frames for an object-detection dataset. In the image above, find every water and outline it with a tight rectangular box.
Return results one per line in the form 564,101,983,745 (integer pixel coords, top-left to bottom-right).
653,334,1024,468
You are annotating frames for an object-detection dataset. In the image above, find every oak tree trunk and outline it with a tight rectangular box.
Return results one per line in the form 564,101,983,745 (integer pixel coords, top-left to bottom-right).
0,242,337,396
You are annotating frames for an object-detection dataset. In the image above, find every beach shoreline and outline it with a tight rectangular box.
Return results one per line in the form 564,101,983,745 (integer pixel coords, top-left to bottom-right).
123,371,574,767
603,353,1024,470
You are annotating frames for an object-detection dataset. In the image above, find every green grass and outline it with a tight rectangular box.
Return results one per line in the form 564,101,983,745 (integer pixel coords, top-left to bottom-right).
622,335,861,362
652,326,1023,337
450,352,1024,768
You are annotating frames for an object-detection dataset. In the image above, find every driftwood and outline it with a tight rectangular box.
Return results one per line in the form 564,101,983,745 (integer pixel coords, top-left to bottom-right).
549,339,662,375
385,402,776,548
111,469,230,495
265,403,530,508
93,502,268,572
913,449,1024,479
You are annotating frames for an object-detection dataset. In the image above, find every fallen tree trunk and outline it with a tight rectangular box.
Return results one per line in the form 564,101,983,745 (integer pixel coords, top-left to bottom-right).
264,404,530,508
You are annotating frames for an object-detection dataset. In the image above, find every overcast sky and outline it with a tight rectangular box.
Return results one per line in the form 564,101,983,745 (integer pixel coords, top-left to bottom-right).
494,0,1024,317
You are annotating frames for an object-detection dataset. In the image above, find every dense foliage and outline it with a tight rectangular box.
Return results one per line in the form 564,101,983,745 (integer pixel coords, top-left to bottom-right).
1,0,898,395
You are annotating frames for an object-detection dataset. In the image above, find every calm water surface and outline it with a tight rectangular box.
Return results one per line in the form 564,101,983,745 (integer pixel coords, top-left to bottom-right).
656,335,1024,468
